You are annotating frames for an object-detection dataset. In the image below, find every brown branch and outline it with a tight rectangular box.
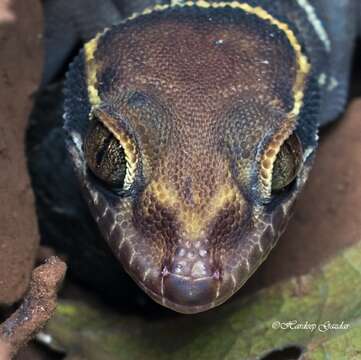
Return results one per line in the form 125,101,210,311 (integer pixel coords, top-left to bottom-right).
0,257,66,359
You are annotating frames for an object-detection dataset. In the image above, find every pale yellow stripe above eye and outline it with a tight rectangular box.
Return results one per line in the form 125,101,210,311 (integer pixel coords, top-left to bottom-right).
84,36,101,107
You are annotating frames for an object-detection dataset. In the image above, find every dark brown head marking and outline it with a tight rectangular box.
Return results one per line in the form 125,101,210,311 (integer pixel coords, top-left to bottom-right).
64,2,314,313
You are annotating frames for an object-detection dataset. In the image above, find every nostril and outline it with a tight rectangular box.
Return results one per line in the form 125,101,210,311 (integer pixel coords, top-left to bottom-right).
169,257,213,277
173,262,186,274
170,260,192,275
163,273,218,307
191,260,211,277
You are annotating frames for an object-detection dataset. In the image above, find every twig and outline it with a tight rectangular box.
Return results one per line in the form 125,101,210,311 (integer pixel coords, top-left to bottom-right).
0,257,66,359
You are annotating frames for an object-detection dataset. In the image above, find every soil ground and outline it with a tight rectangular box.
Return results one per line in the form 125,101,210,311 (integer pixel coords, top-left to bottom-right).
0,0,42,306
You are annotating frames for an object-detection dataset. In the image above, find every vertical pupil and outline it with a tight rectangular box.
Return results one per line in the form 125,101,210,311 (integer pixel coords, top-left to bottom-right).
85,120,127,188
95,132,113,166
271,134,302,192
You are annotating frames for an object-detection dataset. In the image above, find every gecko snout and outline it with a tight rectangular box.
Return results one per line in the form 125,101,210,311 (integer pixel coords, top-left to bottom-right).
160,243,219,310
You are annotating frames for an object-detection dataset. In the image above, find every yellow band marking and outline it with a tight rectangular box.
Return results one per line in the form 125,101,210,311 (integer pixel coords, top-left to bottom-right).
146,178,243,239
84,32,107,107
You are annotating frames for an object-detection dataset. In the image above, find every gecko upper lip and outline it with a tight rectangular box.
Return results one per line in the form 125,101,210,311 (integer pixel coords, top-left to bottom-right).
161,272,220,310
121,242,227,313
119,242,246,313
115,232,244,313
158,244,221,309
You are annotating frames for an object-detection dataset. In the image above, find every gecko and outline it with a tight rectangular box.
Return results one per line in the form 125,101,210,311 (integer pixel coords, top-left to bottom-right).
32,0,360,314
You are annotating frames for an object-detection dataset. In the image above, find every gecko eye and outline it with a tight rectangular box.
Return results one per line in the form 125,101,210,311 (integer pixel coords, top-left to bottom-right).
271,133,303,192
84,119,127,189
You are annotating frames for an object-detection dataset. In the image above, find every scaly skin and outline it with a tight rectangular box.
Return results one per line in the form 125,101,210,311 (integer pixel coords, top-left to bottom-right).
62,1,359,313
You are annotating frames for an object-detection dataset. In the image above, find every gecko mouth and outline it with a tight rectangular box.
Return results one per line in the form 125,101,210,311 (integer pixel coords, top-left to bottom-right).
118,239,239,314
154,273,222,314
159,245,222,312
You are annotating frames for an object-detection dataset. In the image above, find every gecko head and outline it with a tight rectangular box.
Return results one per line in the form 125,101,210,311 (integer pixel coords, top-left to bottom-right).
63,4,318,313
